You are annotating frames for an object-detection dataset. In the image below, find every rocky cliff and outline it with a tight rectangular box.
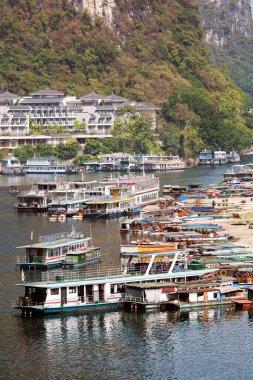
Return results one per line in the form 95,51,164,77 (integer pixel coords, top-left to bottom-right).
73,0,116,25
76,0,253,101
196,0,253,99
198,0,252,48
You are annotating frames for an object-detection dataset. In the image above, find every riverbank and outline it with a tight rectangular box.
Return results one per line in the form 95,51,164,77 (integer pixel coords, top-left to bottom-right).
190,196,253,249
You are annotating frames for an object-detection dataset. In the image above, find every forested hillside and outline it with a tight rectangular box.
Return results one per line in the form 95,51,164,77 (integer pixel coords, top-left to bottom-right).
0,0,252,157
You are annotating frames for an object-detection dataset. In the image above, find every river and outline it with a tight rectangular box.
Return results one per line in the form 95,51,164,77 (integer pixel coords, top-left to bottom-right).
1,161,253,380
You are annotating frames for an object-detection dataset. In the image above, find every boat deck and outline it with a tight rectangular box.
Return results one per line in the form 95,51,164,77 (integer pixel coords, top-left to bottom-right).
17,268,218,287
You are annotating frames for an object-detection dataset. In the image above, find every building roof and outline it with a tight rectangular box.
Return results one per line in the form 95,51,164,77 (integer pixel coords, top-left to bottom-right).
9,106,31,111
136,102,160,111
117,101,160,111
79,92,129,103
0,91,21,100
20,98,64,105
104,93,129,102
95,106,115,111
79,92,108,101
30,88,64,97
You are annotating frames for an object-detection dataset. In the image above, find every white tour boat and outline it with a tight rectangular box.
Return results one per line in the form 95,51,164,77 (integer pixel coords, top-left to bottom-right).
85,174,160,218
16,229,100,269
15,250,217,315
23,157,78,174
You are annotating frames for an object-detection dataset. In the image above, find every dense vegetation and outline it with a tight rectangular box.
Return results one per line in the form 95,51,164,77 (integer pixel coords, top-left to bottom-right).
14,139,80,162
1,0,253,157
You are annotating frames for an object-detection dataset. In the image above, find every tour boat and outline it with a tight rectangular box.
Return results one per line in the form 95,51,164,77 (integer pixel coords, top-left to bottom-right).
15,189,49,212
16,228,98,269
1,157,24,175
14,250,217,315
85,174,160,218
135,155,186,171
15,181,59,212
23,157,78,174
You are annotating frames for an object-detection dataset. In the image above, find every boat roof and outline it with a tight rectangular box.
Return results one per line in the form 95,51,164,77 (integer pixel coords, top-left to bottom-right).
66,246,100,255
17,236,91,249
121,250,188,257
125,281,226,289
86,196,135,204
16,269,218,288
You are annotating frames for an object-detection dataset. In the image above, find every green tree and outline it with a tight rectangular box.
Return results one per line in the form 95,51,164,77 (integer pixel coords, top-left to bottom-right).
84,139,101,155
29,123,45,135
0,148,9,160
35,143,55,157
158,123,181,155
47,124,65,134
74,154,96,164
100,138,120,154
112,108,156,154
14,145,36,162
55,138,80,160
73,120,87,132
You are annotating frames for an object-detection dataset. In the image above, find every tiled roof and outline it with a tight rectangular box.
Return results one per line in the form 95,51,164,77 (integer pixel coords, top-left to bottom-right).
20,98,64,105
105,93,128,102
30,88,64,96
117,101,160,110
0,91,21,100
79,92,108,101
95,106,115,111
9,106,31,111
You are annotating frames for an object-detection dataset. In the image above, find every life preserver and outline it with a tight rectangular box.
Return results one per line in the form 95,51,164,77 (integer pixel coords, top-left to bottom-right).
220,269,227,276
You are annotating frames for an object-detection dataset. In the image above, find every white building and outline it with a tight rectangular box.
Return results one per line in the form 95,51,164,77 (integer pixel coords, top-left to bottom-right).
20,88,76,131
0,88,160,152
0,92,30,135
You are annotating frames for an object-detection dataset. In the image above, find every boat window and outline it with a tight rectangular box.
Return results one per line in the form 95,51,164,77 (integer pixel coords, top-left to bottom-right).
110,284,117,294
69,287,76,293
117,285,125,293
51,288,59,295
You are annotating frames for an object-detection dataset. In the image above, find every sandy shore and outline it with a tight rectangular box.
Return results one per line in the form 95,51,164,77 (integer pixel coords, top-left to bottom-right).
197,197,253,250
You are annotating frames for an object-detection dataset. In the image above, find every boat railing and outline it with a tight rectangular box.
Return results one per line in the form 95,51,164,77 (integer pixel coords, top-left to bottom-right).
41,267,125,282
79,295,125,304
38,232,85,243
15,297,44,307
124,295,146,303
16,256,46,264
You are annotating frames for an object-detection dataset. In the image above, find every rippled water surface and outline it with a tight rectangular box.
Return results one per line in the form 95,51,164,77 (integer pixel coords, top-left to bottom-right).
1,163,253,380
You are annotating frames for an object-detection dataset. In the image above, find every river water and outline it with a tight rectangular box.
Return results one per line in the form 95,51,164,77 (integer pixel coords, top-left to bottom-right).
1,161,253,380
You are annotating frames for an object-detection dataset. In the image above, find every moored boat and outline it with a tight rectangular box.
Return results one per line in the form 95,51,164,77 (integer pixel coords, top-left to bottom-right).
1,156,24,175
23,157,78,174
16,228,96,269
14,250,217,315
125,280,244,311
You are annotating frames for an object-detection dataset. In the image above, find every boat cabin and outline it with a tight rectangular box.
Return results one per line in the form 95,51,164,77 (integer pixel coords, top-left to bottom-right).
16,230,93,269
125,281,244,310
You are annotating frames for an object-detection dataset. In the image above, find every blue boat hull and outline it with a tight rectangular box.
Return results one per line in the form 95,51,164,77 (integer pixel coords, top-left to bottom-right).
17,301,123,315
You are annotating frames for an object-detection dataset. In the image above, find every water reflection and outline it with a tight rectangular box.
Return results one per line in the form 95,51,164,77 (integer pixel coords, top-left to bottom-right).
14,306,248,380
3,164,253,379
